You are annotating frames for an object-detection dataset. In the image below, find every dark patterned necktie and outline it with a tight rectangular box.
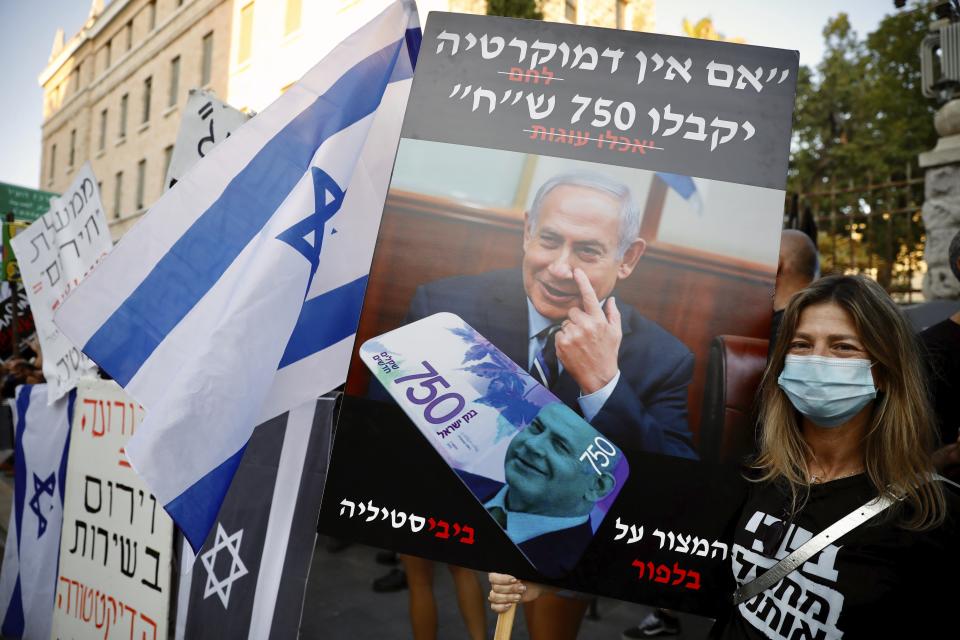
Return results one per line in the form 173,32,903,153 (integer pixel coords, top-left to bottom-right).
487,506,508,529
531,325,561,388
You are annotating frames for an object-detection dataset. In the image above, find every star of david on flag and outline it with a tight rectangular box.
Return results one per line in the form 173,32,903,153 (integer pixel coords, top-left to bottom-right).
200,524,249,609
54,0,421,551
28,473,56,538
276,168,345,285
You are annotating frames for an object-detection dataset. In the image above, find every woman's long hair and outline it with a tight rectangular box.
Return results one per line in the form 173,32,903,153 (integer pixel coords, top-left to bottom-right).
754,275,946,530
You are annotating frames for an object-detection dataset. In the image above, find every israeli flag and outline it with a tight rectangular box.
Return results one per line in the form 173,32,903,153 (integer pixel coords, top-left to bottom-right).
656,172,705,215
54,0,420,551
0,385,73,640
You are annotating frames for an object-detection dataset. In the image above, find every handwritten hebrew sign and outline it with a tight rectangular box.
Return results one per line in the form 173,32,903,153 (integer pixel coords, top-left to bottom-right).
165,89,251,191
10,163,112,403
51,378,173,640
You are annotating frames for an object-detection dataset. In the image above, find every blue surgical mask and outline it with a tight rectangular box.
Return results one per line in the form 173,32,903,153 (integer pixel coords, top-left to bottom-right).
777,355,877,428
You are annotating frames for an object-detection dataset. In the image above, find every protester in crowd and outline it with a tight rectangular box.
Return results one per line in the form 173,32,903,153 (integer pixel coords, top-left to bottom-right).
770,229,819,346
1,356,43,398
620,228,822,639
491,275,959,638
919,229,960,480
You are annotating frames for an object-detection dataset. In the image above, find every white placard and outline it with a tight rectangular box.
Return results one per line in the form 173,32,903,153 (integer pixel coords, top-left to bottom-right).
10,163,112,403
50,379,173,640
165,89,251,190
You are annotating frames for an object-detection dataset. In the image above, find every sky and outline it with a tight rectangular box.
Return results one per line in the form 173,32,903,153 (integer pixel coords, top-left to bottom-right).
0,0,902,189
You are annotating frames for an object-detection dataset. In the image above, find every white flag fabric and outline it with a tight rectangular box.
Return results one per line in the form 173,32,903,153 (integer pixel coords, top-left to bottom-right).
0,384,73,639
54,0,420,551
10,164,111,403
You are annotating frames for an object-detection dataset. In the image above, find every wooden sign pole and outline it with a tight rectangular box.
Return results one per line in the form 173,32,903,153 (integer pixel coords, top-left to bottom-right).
493,605,517,640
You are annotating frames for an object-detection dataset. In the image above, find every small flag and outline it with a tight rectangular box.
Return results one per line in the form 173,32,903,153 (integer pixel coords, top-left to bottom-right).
173,396,335,640
656,172,705,215
54,0,420,550
0,384,73,639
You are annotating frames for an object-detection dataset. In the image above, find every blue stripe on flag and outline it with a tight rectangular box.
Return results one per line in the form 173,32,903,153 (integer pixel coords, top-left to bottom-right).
166,445,247,552
1,578,24,638
278,275,369,368
83,38,408,387
405,27,422,69
656,172,697,200
58,390,75,504
12,387,31,551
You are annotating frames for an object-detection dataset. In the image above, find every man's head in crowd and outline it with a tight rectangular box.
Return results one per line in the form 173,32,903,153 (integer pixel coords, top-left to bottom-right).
522,173,646,321
502,403,619,518
774,229,819,311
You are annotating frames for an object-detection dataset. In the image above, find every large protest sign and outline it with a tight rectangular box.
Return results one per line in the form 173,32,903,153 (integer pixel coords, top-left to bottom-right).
50,379,173,640
0,385,72,640
10,164,111,403
174,396,335,640
320,13,797,615
165,89,251,190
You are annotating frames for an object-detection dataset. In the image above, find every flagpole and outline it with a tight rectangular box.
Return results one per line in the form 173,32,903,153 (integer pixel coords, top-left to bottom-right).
494,606,517,640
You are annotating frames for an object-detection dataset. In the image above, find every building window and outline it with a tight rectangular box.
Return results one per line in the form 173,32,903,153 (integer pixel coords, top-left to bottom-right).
104,40,111,70
177,0,184,7
69,129,76,167
49,144,57,183
148,0,156,31
120,93,129,137
114,171,123,218
163,144,175,188
565,0,577,23
99,108,108,150
169,56,180,107
285,0,301,35
142,76,152,123
125,21,133,51
201,32,214,86
238,2,254,64
136,159,147,210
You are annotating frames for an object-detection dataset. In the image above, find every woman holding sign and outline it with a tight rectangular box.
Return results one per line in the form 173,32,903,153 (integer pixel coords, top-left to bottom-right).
489,275,959,638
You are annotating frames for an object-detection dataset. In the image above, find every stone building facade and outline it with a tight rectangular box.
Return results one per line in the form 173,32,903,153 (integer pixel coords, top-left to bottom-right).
39,0,232,238
39,0,653,239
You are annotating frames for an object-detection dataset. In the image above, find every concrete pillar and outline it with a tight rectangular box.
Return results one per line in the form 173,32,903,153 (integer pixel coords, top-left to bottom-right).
920,98,960,299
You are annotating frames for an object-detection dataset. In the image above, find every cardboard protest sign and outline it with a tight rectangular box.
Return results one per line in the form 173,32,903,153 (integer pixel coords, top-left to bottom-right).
362,313,628,578
165,90,251,190
320,12,797,614
51,379,173,640
10,164,111,403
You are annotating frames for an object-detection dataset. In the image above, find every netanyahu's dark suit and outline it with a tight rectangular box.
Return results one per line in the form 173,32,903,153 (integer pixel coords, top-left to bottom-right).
407,269,697,459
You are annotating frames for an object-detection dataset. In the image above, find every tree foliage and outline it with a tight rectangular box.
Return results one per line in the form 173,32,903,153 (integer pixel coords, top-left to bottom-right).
790,3,937,191
789,2,939,293
486,0,542,20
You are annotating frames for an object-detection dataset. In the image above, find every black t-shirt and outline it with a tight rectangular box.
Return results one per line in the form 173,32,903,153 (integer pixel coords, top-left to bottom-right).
919,318,960,445
713,474,960,639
